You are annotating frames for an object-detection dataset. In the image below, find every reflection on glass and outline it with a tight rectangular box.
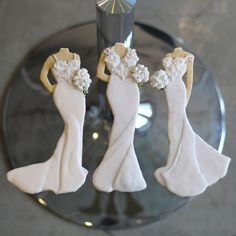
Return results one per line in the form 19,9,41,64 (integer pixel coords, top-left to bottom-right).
84,221,93,227
3,22,225,229
124,31,133,48
92,132,99,140
138,102,153,118
136,102,153,129
135,219,143,224
135,115,149,129
38,198,47,206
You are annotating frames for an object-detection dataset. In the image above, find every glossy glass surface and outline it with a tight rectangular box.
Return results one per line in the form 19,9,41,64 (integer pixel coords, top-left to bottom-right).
3,22,225,229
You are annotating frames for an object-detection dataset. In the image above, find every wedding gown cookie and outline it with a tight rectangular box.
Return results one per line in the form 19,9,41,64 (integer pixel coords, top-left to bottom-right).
7,50,91,194
150,48,231,197
93,43,149,192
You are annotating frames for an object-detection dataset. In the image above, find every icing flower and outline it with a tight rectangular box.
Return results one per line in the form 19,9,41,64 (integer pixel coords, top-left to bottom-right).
104,48,121,71
151,53,194,89
132,64,150,86
103,45,149,84
72,68,92,94
186,54,194,62
53,60,68,81
123,48,139,67
53,60,68,71
150,70,169,89
52,60,82,84
68,60,81,73
163,54,194,80
162,57,179,80
114,63,129,80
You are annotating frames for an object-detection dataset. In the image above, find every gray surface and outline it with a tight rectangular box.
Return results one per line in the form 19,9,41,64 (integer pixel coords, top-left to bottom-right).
0,0,235,235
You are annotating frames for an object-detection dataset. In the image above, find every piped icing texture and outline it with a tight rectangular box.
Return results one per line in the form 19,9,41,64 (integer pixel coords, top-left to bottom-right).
150,54,194,89
104,46,149,86
52,60,91,94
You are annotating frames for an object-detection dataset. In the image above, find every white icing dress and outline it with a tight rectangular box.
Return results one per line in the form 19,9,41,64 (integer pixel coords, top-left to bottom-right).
150,55,231,197
92,46,148,192
7,54,91,194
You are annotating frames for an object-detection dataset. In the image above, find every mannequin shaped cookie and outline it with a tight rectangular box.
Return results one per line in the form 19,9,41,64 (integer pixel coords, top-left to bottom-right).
7,48,91,194
93,43,149,192
150,48,231,197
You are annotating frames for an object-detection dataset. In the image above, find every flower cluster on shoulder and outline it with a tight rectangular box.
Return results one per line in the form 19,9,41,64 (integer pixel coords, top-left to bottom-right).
123,48,139,67
104,47,121,71
151,53,194,90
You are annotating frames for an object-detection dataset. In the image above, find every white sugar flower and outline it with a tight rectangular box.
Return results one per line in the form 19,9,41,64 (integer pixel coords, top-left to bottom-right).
150,70,169,89
132,64,150,86
53,61,68,79
186,54,194,61
114,63,129,80
68,60,81,73
72,68,92,94
104,48,121,70
163,56,190,80
123,48,139,67
53,60,67,71
162,57,178,80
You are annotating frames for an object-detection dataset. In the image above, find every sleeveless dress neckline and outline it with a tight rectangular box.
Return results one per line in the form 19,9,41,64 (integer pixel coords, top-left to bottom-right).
104,46,139,80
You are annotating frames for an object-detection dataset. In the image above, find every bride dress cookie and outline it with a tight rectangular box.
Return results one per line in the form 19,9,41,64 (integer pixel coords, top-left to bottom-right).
7,48,91,194
150,48,231,197
93,43,149,192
